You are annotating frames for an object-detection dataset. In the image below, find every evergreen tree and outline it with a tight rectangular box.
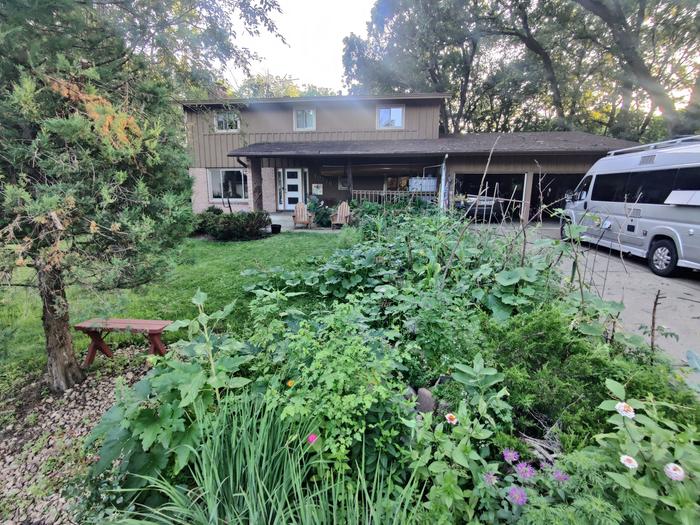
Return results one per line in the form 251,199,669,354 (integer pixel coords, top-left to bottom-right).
0,0,280,391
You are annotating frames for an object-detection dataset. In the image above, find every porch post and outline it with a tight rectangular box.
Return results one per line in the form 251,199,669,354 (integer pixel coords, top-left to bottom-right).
250,157,263,211
520,171,534,224
345,159,353,196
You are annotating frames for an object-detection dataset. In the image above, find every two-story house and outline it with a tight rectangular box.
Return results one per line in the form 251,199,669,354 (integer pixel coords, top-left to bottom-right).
182,93,636,219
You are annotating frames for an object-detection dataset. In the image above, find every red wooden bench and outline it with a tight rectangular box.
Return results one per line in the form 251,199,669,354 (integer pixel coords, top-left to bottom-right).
74,318,173,367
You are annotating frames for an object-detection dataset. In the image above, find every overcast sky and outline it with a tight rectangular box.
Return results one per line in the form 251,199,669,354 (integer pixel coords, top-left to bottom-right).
226,0,375,92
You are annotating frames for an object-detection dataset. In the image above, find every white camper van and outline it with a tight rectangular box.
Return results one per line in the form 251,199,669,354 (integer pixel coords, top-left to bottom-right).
562,135,700,276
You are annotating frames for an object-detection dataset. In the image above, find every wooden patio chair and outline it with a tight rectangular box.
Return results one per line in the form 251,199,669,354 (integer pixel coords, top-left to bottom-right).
331,201,352,228
292,202,315,228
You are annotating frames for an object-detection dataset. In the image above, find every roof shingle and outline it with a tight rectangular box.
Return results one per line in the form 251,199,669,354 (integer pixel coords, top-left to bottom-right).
228,132,638,158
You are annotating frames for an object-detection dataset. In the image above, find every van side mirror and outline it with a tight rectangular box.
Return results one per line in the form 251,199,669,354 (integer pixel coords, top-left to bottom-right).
565,190,574,202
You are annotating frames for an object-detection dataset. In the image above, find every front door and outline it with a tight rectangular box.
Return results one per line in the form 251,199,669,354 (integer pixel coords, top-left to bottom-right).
283,169,302,210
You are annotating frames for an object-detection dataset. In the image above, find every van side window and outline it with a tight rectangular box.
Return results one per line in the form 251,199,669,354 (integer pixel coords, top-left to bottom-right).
591,172,630,202
674,167,700,191
626,169,676,204
573,175,592,200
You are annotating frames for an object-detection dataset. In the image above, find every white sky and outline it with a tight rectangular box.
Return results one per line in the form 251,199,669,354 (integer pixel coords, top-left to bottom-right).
226,0,376,92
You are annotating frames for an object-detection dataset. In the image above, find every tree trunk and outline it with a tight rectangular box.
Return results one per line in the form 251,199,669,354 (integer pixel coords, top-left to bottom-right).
37,264,85,392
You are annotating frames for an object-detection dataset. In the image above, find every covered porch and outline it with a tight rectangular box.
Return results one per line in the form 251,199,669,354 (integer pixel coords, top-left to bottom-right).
255,156,444,211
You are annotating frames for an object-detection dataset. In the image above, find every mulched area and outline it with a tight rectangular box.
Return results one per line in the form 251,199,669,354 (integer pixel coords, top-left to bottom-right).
0,347,149,525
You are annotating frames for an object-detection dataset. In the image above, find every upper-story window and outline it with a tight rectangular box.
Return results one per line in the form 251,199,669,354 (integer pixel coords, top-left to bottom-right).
376,105,404,129
215,111,240,132
294,108,316,131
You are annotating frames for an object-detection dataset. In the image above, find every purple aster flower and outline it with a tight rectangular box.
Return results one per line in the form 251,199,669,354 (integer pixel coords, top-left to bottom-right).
507,486,528,506
483,472,498,486
514,462,536,480
502,448,520,464
552,469,570,483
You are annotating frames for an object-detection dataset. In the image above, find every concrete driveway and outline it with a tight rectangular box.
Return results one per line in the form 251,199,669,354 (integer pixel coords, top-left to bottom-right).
536,223,700,382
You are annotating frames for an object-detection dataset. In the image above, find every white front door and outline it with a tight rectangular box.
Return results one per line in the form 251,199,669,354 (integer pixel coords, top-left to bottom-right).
284,169,302,210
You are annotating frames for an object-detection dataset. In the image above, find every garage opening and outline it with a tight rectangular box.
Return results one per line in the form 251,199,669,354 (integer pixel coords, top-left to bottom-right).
454,173,525,220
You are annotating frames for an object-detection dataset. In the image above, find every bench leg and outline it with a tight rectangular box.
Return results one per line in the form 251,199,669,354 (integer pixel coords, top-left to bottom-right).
148,334,167,357
83,331,113,367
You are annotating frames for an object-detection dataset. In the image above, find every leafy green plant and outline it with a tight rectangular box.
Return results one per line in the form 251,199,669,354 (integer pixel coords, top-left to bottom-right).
193,205,223,235
86,292,252,491
452,353,512,429
592,379,700,524
308,195,332,227
211,210,271,241
275,303,409,470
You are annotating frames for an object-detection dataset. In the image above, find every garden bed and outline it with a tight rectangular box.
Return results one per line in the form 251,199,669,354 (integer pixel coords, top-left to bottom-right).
23,207,700,523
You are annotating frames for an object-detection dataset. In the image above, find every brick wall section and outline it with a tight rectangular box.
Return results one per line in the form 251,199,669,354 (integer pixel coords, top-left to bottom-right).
190,167,252,213
261,167,276,212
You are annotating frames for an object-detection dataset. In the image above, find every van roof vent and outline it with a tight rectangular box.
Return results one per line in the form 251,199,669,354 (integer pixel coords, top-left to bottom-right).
640,154,656,165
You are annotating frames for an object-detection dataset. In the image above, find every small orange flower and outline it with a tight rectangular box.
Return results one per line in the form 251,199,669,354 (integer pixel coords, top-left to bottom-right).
89,221,98,234
286,379,295,388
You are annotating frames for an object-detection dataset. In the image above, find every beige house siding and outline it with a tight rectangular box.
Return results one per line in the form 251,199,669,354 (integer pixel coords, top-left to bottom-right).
185,100,441,168
447,154,598,176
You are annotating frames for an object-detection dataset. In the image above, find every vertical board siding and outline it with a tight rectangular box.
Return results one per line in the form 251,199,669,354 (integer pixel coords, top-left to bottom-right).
186,100,442,168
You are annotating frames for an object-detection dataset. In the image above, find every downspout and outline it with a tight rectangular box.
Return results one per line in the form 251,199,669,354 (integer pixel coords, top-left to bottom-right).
437,154,449,209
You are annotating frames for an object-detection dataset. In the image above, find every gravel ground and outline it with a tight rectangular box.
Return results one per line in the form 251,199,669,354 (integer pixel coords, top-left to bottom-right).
0,347,149,525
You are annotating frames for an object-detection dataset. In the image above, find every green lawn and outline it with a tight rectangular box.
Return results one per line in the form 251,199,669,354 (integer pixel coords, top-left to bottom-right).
0,233,341,400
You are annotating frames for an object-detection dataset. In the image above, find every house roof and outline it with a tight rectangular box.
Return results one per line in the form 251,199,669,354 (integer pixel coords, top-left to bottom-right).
181,92,448,108
228,132,638,158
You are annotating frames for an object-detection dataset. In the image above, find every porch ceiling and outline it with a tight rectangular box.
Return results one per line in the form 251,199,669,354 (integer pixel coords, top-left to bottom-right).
228,132,637,159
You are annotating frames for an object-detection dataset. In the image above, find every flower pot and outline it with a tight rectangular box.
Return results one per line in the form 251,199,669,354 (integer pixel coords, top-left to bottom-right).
271,224,282,234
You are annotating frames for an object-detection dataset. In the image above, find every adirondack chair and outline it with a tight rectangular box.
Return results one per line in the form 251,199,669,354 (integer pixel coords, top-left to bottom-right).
292,202,315,228
331,201,352,228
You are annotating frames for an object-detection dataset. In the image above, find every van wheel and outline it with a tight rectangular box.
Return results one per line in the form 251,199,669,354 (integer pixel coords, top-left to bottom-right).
648,239,678,276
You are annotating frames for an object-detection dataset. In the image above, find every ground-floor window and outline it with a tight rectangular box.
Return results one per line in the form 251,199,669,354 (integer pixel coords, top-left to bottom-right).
208,168,248,201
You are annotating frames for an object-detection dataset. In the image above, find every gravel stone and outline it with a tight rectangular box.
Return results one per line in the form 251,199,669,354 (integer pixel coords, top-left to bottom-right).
0,345,148,524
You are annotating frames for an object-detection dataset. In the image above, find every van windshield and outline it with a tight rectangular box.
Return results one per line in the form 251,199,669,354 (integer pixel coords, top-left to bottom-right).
573,175,592,201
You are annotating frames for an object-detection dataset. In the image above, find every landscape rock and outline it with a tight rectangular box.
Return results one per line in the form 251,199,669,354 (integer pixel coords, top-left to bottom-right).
416,387,436,413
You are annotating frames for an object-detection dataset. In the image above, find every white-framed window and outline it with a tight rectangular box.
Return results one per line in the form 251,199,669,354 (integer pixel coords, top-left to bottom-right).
208,168,248,201
376,105,404,129
215,111,240,132
293,107,316,131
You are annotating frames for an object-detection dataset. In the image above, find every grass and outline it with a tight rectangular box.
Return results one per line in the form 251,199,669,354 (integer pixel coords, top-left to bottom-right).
0,232,342,401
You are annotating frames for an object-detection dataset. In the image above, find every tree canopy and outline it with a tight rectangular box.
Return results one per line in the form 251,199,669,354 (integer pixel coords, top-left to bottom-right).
0,0,281,391
235,73,338,98
343,0,700,141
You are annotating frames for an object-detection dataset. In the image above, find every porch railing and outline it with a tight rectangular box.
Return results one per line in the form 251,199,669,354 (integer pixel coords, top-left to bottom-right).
351,189,438,204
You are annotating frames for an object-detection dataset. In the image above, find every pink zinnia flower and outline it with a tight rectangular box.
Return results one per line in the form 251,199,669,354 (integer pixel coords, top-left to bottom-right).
307,433,319,445
445,413,458,425
620,455,638,469
664,463,685,481
515,462,536,480
483,472,498,486
615,402,635,419
507,486,527,506
552,470,569,483
502,448,520,464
